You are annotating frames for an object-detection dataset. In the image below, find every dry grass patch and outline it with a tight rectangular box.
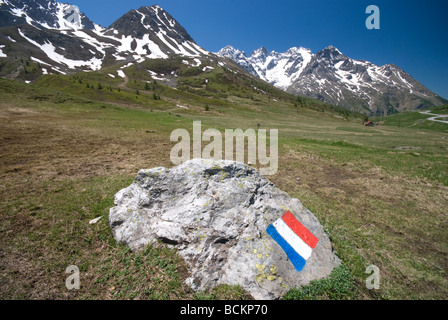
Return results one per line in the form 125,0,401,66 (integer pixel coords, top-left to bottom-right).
270,147,448,299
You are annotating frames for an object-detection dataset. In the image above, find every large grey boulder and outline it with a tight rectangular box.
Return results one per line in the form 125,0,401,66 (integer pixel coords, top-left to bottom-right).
109,159,340,299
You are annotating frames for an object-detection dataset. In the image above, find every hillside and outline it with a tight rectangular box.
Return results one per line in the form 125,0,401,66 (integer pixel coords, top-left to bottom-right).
372,104,448,131
1,1,446,115
29,55,361,120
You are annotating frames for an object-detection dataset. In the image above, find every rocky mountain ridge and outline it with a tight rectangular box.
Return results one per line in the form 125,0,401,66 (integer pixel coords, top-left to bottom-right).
217,45,446,114
0,1,209,74
0,0,445,114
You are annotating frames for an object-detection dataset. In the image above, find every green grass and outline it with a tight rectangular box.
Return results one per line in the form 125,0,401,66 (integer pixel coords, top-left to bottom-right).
283,264,357,300
372,106,448,132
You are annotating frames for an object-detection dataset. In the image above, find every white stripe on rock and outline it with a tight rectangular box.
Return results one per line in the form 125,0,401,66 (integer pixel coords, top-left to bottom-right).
273,219,313,260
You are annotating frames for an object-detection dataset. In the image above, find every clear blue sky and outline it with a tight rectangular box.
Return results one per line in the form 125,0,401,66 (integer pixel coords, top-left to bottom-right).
69,0,448,99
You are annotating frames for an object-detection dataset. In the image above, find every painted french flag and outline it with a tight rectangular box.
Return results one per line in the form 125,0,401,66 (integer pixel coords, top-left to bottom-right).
266,211,319,272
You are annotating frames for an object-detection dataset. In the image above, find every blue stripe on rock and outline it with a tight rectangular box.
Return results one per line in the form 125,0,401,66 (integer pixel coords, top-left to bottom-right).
266,224,306,272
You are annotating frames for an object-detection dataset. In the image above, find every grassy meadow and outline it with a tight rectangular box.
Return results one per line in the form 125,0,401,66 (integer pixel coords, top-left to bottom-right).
0,60,447,300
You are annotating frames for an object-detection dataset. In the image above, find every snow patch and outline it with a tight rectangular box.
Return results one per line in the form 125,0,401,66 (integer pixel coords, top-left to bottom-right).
396,71,413,89
296,47,312,77
117,34,168,59
120,62,133,69
72,30,112,56
117,70,126,78
18,29,102,70
30,57,52,66
0,45,6,58
148,70,167,81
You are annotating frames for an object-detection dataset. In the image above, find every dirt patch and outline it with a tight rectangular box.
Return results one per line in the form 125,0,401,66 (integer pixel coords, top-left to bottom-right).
0,104,173,184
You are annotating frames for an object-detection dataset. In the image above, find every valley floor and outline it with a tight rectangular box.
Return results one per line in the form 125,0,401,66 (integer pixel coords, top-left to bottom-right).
0,79,447,300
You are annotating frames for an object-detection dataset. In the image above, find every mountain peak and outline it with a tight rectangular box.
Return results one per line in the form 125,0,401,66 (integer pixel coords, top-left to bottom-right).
316,45,345,62
321,45,343,55
0,0,100,30
139,4,166,14
217,45,315,90
151,4,162,9
285,46,311,55
222,45,236,51
250,46,269,58
217,45,247,57
0,0,209,73
285,46,300,54
110,4,194,43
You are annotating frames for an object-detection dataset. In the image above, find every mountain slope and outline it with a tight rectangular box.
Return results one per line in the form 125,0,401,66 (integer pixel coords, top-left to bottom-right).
107,5,208,58
217,45,258,76
0,0,101,31
217,45,446,115
1,1,445,115
289,46,446,115
0,2,209,77
217,45,312,90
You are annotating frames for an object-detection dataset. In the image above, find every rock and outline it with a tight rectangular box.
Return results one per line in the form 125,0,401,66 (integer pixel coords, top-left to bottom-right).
394,146,421,150
89,216,102,225
109,159,340,300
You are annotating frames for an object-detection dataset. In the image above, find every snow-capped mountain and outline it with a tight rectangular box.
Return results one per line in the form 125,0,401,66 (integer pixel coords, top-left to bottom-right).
0,2,209,74
217,45,312,90
217,45,258,76
0,0,445,114
106,5,208,58
288,45,444,114
0,0,102,31
217,45,445,114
